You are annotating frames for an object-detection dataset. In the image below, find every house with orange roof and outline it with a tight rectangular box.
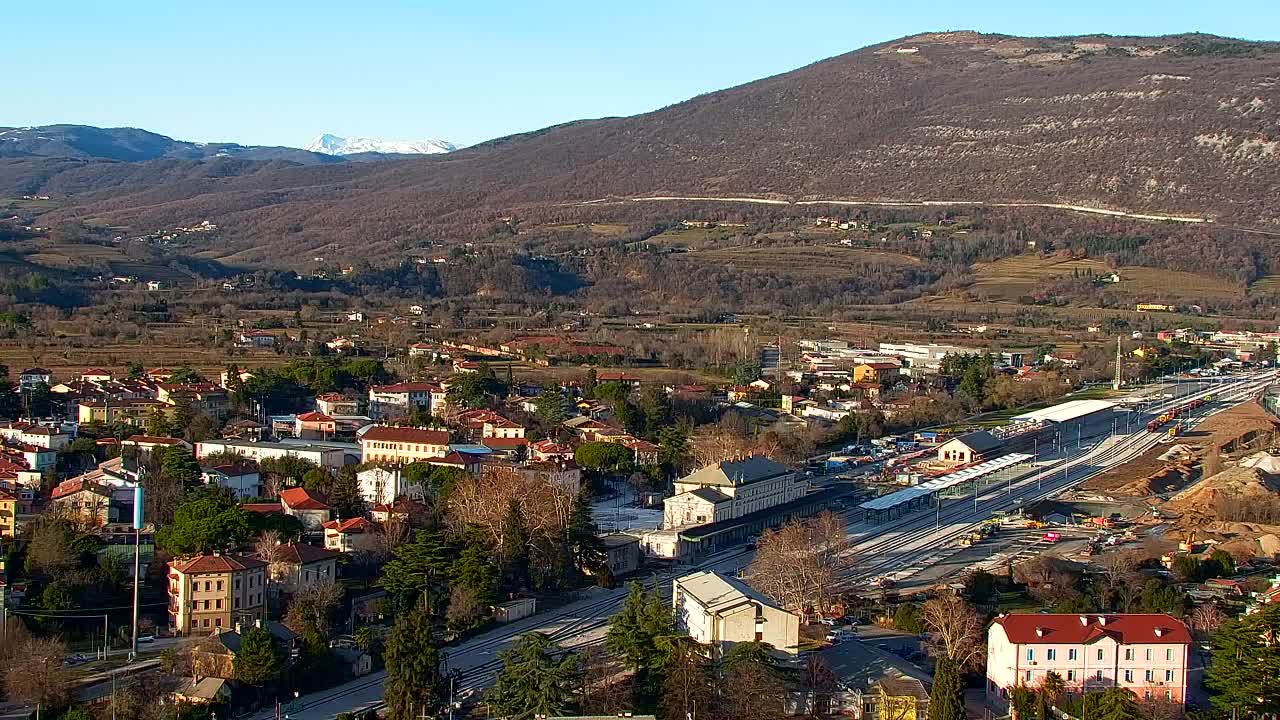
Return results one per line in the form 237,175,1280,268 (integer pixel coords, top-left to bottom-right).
295,411,337,440
81,368,113,382
51,479,115,527
358,425,449,464
278,487,330,530
260,543,339,595
322,517,379,553
0,489,17,539
167,553,267,635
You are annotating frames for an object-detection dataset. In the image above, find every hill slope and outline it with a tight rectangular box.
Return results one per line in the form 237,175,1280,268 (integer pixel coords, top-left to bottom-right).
20,32,1280,260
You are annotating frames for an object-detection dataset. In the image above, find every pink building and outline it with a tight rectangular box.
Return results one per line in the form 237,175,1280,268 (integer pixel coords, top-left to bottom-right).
986,613,1191,708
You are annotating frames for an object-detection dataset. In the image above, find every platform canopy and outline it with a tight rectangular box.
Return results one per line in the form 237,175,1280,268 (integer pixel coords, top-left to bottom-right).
1010,399,1115,425
859,452,1033,511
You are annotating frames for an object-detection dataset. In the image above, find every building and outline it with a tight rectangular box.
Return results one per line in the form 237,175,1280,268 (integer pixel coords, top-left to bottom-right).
315,393,362,417
200,463,261,500
870,673,931,720
985,613,1192,707
262,543,339,595
0,489,16,539
322,517,380,553
51,479,115,526
235,330,276,348
278,487,331,530
295,411,337,440
600,534,641,577
936,431,1003,466
359,425,449,464
78,398,167,426
878,342,979,377
356,466,425,507
0,422,72,450
853,362,900,384
663,456,806,530
17,368,52,390
122,435,191,456
672,570,799,655
368,382,439,419
167,553,268,635
193,620,298,679
194,439,354,470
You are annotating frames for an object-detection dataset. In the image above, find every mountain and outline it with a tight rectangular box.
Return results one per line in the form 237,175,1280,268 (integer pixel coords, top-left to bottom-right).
16,32,1280,264
305,133,459,156
0,124,342,164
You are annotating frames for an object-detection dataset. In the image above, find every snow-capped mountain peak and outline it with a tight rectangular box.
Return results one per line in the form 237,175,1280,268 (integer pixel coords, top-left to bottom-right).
305,133,459,156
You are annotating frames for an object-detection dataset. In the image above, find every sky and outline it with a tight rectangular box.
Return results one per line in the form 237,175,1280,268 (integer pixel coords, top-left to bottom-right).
5,0,1278,148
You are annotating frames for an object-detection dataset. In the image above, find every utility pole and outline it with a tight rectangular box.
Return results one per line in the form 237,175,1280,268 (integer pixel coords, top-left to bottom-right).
130,486,144,661
1112,336,1123,390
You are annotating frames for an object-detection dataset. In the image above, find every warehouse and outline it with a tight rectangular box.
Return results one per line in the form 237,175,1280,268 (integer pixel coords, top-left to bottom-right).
1010,399,1117,426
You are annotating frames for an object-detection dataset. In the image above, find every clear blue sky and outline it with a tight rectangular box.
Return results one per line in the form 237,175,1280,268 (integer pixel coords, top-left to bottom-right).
5,0,1277,148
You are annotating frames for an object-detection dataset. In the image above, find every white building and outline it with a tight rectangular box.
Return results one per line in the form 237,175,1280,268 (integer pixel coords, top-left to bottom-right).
986,613,1192,708
878,341,980,377
367,382,440,419
200,463,262,500
673,570,799,656
663,456,805,530
194,440,354,470
356,466,426,506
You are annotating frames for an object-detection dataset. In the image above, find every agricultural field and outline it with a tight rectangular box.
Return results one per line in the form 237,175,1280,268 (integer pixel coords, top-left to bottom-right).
971,253,1243,302
680,246,921,279
542,222,630,237
1248,275,1280,296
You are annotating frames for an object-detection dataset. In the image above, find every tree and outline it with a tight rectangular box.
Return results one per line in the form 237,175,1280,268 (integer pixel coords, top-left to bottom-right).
158,445,201,488
284,582,344,641
328,466,367,519
1206,602,1280,714
450,533,500,608
573,442,634,473
893,604,924,635
565,489,606,577
719,641,785,720
658,636,714,720
535,385,568,425
606,582,677,707
1039,670,1066,707
929,657,965,720
1205,548,1235,579
921,596,983,668
747,512,851,617
1,632,69,710
378,529,454,613
155,486,251,555
383,609,443,720
234,626,282,687
487,633,581,720
1171,554,1203,583
500,499,531,593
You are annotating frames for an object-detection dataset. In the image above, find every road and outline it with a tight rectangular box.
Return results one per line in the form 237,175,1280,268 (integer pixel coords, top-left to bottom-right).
260,372,1272,719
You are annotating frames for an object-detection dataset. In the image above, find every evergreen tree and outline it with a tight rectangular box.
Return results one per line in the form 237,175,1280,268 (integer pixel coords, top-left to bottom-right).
929,657,965,720
328,466,367,519
234,626,282,687
606,582,677,708
450,533,500,607
535,384,567,425
158,445,201,488
565,489,606,578
658,636,714,720
155,486,251,555
487,633,580,720
501,499,531,593
378,529,455,613
384,609,443,720
1206,602,1280,713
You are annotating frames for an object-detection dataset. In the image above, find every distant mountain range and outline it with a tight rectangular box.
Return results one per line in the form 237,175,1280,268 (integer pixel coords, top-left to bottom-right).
305,133,459,156
0,125,460,164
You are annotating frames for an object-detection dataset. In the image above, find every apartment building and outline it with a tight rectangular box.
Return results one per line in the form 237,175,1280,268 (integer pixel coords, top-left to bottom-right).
673,570,799,656
986,613,1192,707
168,553,267,635
367,382,440,419
358,425,449,464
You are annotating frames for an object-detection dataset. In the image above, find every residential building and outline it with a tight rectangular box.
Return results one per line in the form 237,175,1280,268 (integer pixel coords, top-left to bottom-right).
359,425,449,464
853,362,900,384
262,543,339,595
600,534,641,577
315,393,361,417
81,368,113,382
870,673,930,720
167,554,268,635
985,613,1192,706
278,487,331,530
878,342,979,377
193,620,298,679
531,439,574,461
368,382,438,419
235,330,276,348
663,456,806,530
51,479,115,526
322,517,380,553
936,431,1004,466
295,411,337,440
194,439,354,470
356,466,424,507
77,398,167,426
122,435,191,456
200,463,261,500
17,368,52,390
0,422,72,450
672,570,799,655
0,489,16,539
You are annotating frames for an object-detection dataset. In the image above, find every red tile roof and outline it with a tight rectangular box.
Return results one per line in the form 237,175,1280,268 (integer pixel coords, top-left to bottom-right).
296,411,335,423
52,479,110,499
992,614,1191,645
268,543,340,566
171,553,267,574
361,426,449,445
322,517,372,534
124,435,185,446
370,382,440,393
279,487,329,511
240,502,283,514
206,463,258,477
430,451,472,467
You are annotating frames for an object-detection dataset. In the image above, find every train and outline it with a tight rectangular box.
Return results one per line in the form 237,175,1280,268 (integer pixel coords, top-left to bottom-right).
1146,394,1212,432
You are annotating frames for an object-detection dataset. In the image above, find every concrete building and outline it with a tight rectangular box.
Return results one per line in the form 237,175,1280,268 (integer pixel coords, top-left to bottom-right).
600,534,641,577
359,425,449,464
167,554,267,635
194,439,354,470
368,382,440,419
663,456,805,530
672,570,799,655
200,463,261,500
986,613,1192,707
878,342,980,377
936,430,1003,466
262,543,339,595
355,466,422,507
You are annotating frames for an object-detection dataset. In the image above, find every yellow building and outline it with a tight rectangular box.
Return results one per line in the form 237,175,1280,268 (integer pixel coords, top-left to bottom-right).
168,554,267,635
358,425,449,464
873,674,930,720
0,490,16,539
77,399,168,427
853,362,900,384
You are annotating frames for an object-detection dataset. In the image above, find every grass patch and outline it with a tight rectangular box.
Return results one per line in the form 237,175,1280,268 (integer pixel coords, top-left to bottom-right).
681,246,921,279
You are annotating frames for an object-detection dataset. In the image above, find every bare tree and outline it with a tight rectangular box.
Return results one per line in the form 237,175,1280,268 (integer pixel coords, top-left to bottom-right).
1097,550,1142,612
1189,603,1225,636
577,645,627,715
284,582,344,639
255,530,286,564
921,596,984,669
748,511,852,618
1,633,69,708
372,516,412,562
445,585,486,633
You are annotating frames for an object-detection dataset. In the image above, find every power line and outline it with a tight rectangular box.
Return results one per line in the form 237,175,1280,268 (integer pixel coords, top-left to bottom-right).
8,601,168,616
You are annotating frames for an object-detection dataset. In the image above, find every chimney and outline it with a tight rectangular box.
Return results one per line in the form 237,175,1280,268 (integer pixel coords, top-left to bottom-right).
255,618,263,629
234,622,243,635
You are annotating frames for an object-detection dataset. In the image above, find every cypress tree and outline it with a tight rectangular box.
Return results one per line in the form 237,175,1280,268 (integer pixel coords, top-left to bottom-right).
383,609,443,720
929,657,965,720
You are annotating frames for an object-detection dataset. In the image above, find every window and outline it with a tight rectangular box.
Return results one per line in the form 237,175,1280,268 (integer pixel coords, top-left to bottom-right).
202,600,210,610
1166,670,1174,682
1146,649,1153,660
1166,691,1172,701
1068,649,1078,660
202,619,209,628
1026,648,1035,662
1124,670,1133,683
215,618,222,627
1067,670,1075,682
1046,649,1056,661
215,599,222,610
1097,649,1104,660
1166,649,1173,661
217,580,223,591
1144,691,1153,700
1025,670,1032,682
1096,670,1104,681
1145,670,1153,682
204,581,211,592
1124,648,1134,661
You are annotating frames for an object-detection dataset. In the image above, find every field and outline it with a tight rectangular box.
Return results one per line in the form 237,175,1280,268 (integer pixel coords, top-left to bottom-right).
543,222,630,237
971,254,1242,301
1249,275,1280,296
680,246,921,279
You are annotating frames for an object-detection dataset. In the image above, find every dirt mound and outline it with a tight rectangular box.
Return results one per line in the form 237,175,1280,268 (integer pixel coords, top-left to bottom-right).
1083,443,1198,497
1188,402,1280,455
1163,465,1280,520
